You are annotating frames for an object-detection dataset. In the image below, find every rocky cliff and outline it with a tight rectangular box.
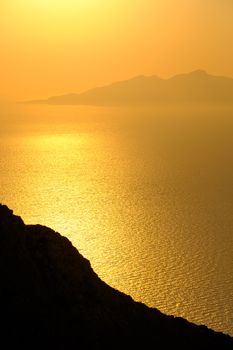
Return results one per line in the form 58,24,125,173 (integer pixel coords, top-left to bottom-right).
0,204,232,349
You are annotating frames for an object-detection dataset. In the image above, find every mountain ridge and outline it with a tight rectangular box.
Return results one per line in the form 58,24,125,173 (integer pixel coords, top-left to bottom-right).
25,70,233,106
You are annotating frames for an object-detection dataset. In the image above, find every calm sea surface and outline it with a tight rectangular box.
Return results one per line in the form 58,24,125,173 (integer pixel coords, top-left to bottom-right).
0,105,233,335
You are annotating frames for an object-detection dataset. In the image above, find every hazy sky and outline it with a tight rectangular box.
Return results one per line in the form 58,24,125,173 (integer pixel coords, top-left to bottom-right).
1,0,233,100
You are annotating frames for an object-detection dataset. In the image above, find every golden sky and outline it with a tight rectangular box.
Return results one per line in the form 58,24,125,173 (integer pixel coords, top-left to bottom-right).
1,0,233,100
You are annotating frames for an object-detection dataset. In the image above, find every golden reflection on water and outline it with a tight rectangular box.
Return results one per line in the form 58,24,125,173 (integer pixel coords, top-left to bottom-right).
1,109,233,336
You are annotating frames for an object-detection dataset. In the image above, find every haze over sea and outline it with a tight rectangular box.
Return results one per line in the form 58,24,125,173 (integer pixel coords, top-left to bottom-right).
1,103,233,336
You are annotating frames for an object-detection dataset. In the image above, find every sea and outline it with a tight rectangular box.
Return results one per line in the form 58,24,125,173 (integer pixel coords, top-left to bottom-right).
0,104,233,335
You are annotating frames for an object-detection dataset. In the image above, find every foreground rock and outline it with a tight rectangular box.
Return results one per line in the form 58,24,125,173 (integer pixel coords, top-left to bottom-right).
0,204,232,349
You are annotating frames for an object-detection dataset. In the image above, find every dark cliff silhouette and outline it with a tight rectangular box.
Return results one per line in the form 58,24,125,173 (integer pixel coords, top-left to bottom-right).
0,204,232,349
27,70,233,106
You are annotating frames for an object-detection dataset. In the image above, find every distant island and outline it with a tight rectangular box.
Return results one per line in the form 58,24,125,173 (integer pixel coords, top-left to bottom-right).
0,204,232,349
26,70,233,106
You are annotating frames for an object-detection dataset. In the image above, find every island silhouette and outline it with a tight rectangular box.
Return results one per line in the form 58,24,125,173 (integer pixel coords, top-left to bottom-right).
26,70,233,106
0,204,232,349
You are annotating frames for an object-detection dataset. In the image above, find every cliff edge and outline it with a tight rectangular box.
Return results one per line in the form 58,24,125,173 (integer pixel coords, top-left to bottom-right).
0,204,232,349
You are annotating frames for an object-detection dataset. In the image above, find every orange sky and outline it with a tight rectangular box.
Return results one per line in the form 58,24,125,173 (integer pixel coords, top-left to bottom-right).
1,0,233,100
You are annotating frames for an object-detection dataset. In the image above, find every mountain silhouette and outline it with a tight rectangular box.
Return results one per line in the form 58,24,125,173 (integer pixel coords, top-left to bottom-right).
0,204,232,349
27,70,233,106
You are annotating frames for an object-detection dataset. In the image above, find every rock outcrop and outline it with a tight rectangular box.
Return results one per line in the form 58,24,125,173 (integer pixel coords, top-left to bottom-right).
0,204,232,349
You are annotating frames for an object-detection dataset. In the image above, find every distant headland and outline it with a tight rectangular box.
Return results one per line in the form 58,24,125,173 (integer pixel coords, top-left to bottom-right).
25,70,233,107
0,204,232,349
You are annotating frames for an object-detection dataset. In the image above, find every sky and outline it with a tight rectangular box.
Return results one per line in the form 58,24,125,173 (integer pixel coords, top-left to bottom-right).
0,0,233,100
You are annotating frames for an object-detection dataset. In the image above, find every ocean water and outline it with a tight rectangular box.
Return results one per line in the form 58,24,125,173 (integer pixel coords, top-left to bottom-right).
0,105,233,335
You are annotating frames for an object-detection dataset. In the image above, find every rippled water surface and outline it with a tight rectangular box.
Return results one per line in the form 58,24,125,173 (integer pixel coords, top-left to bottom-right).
1,105,233,335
